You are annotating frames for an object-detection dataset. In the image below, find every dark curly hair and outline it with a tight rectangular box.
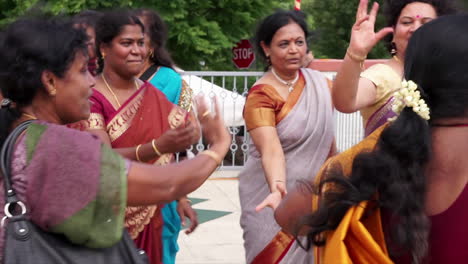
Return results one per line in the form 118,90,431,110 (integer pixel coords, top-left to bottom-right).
95,10,145,74
254,10,309,71
301,14,468,264
0,17,88,148
133,9,175,69
383,0,457,53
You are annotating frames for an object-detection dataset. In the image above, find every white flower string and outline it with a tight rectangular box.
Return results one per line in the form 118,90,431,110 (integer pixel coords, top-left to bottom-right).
390,79,430,121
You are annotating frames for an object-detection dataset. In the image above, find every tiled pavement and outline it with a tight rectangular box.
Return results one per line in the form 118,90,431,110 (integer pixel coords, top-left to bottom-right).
176,170,245,264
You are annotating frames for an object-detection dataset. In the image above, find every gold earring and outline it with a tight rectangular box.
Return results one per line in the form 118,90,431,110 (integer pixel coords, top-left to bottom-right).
102,52,106,59
50,89,56,96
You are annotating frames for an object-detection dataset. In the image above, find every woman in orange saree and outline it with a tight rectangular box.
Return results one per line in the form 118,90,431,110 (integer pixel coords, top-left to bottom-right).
74,10,200,264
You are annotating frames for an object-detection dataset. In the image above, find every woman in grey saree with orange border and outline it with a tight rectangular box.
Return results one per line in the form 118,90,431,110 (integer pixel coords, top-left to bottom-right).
239,68,335,264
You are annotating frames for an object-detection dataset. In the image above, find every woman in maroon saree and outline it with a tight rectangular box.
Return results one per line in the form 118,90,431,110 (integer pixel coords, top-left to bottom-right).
73,11,199,264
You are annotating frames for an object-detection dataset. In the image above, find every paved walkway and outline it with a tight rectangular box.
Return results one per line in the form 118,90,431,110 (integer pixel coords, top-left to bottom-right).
176,171,245,264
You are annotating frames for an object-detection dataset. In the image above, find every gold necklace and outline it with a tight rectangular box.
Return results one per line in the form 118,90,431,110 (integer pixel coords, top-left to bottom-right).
22,113,37,120
102,74,139,108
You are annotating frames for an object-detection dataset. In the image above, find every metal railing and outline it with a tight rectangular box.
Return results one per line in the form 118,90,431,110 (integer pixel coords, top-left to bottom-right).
180,71,364,170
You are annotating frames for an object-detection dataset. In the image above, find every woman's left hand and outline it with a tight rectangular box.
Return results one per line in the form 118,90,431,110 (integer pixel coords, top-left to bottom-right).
177,198,199,234
255,183,287,212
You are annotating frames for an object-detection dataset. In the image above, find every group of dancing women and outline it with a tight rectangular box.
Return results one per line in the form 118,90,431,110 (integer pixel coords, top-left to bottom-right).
0,0,467,264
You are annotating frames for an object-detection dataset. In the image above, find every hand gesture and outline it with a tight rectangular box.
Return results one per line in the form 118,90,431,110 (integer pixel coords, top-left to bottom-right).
177,198,199,234
194,95,230,152
157,118,200,154
255,183,287,212
349,0,393,57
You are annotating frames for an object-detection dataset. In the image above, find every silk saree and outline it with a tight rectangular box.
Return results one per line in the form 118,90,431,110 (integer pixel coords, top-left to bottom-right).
0,122,128,262
239,68,335,264
80,81,186,264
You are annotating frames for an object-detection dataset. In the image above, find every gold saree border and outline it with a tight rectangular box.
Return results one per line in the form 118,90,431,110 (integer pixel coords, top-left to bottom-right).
87,113,105,130
251,230,295,264
125,205,158,239
107,89,145,142
178,79,193,111
276,74,305,124
168,106,186,129
365,97,395,135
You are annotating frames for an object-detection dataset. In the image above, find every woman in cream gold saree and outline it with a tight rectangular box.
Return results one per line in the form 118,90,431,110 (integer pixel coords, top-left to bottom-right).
75,11,199,264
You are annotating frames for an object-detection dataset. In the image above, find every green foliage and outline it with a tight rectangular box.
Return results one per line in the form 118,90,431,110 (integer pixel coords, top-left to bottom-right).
303,0,390,59
0,0,292,70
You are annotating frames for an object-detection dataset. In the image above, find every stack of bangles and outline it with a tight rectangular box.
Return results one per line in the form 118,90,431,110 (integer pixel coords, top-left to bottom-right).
199,150,222,166
135,139,163,162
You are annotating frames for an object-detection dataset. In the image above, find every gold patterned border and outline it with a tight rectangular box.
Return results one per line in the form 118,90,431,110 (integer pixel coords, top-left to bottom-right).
365,97,395,135
107,89,145,142
178,79,194,111
124,205,157,239
168,106,186,129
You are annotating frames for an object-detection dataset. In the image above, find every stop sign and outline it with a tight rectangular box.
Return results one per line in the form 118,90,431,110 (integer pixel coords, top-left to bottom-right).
232,39,255,69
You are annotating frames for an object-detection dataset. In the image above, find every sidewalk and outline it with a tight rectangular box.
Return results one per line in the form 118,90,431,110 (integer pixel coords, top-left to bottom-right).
176,170,245,264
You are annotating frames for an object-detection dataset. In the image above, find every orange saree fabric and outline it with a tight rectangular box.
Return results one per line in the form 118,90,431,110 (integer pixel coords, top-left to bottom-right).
312,125,393,264
243,73,305,131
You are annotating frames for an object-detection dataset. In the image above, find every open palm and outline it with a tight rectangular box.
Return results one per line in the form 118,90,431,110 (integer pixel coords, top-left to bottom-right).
349,0,393,56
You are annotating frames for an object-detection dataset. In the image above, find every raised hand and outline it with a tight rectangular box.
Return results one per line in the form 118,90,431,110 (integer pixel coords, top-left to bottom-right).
349,0,393,57
194,95,230,150
177,198,199,234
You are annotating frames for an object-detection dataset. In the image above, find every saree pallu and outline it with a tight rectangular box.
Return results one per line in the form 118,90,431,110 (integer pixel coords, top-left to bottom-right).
86,82,186,264
239,69,335,264
311,125,393,264
0,122,128,261
364,97,396,137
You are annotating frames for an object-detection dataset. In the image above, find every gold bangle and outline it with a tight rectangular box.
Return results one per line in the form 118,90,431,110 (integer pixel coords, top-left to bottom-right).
136,144,142,162
201,110,211,118
151,139,162,156
346,48,366,62
199,150,222,165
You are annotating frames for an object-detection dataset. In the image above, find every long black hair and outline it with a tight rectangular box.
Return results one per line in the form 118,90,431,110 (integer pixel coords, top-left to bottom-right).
301,14,468,264
0,18,88,148
134,9,175,69
94,10,144,74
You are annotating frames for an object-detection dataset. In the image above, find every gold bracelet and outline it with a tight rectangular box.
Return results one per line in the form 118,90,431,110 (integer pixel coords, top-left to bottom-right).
151,139,162,156
136,144,142,162
199,150,222,165
346,48,367,62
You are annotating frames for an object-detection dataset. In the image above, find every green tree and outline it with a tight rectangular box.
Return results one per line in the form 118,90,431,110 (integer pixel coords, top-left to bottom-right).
303,0,389,59
0,0,295,70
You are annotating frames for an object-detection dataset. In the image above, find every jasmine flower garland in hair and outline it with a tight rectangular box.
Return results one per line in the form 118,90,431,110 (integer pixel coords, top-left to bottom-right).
390,80,430,121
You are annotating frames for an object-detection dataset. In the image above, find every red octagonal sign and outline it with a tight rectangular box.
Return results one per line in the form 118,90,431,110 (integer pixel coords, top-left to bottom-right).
232,39,255,69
